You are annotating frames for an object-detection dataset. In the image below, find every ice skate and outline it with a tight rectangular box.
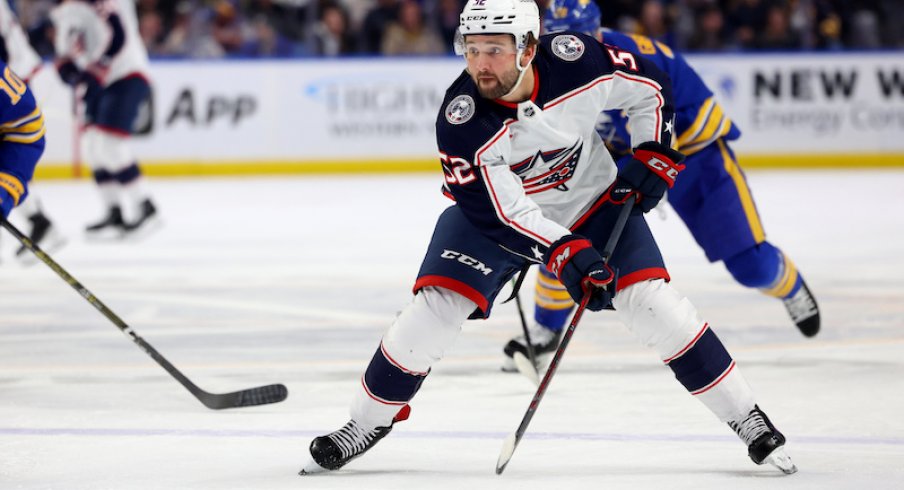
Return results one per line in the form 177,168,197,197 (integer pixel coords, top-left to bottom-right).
299,419,396,474
502,322,563,374
122,198,161,239
85,205,127,240
16,212,66,263
729,405,797,474
783,279,819,337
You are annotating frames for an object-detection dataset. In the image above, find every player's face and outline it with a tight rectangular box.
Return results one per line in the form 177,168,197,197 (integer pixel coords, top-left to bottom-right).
464,35,521,99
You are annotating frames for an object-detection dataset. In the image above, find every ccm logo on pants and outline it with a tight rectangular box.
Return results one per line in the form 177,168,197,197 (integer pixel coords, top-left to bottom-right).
441,250,494,276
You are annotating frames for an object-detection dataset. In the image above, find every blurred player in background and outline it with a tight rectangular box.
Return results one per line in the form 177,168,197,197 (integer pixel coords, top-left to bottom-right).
50,0,159,239
0,0,65,260
503,0,821,373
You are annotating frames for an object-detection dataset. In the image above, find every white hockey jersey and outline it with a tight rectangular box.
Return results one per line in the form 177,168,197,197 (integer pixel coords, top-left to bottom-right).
0,0,42,79
50,0,149,86
435,32,676,262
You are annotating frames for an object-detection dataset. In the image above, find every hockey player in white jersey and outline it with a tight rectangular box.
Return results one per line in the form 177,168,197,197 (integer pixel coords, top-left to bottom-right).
300,0,796,476
50,0,159,239
0,0,66,259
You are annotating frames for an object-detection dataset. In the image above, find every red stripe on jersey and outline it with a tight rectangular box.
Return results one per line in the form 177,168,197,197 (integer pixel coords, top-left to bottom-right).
475,120,553,246
413,275,489,314
616,268,670,292
545,72,665,142
92,124,130,137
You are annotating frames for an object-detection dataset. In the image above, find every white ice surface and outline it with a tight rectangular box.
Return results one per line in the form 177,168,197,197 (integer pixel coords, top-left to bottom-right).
1,171,903,489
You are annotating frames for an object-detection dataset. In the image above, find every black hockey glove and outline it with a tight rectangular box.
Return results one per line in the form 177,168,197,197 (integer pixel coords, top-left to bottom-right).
613,141,686,213
55,59,84,86
544,234,615,312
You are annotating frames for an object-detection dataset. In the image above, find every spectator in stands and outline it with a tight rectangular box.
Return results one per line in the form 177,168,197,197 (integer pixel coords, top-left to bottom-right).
240,14,298,57
360,0,399,54
381,0,444,56
311,3,357,57
437,0,463,52
210,0,244,54
687,3,730,51
756,3,802,50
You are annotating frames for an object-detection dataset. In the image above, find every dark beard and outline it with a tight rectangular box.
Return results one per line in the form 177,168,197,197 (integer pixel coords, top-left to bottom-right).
473,68,520,99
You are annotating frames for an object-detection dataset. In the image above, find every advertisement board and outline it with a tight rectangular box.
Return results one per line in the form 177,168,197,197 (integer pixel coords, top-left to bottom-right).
30,53,904,178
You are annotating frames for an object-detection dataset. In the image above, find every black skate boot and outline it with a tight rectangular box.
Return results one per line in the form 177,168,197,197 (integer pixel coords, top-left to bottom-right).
729,405,797,474
122,199,161,238
502,323,563,374
85,205,126,240
16,212,66,261
782,279,820,337
299,405,410,474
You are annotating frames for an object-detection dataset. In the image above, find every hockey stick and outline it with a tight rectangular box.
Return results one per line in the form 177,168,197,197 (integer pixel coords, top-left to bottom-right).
496,195,635,474
1,219,288,410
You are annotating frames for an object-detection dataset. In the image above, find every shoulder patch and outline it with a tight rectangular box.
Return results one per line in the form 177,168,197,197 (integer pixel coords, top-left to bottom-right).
445,95,475,125
551,35,585,62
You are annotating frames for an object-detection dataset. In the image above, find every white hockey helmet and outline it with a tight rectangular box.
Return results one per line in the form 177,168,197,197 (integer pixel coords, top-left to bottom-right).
455,0,541,55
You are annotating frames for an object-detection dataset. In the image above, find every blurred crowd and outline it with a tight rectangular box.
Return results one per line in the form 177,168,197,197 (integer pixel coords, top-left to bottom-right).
14,0,904,59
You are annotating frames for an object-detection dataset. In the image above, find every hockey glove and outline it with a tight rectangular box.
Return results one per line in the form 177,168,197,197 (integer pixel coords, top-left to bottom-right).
544,234,615,312
55,59,84,86
614,141,685,213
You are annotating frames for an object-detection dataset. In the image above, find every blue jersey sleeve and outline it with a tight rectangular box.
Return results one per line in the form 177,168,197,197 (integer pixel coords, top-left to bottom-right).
0,62,45,217
600,30,740,154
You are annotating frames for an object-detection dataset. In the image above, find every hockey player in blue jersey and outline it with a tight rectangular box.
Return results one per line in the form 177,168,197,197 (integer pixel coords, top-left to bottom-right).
301,0,795,476
0,60,46,225
502,0,821,374
0,0,65,260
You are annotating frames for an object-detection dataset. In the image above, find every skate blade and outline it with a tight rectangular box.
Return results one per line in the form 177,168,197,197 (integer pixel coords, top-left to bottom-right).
85,227,127,241
764,447,797,475
122,215,163,242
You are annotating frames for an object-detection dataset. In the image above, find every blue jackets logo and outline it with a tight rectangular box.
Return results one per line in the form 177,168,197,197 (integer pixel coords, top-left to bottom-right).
446,95,475,125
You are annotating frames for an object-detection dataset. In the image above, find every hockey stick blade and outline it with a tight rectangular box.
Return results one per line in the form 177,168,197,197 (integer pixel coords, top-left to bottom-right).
198,383,289,410
2,219,289,410
512,352,540,386
495,432,518,474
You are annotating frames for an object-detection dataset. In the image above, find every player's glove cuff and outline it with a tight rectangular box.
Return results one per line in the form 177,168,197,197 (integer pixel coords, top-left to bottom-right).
630,141,686,189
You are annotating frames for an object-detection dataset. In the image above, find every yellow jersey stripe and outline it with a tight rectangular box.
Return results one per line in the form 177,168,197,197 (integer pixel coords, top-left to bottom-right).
677,98,714,148
537,272,567,290
0,107,41,129
719,139,766,243
536,296,575,310
0,172,24,205
4,125,46,144
1,115,44,134
535,287,573,302
763,255,799,298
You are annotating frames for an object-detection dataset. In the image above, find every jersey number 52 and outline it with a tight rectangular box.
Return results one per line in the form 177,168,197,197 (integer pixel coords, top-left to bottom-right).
440,153,476,185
